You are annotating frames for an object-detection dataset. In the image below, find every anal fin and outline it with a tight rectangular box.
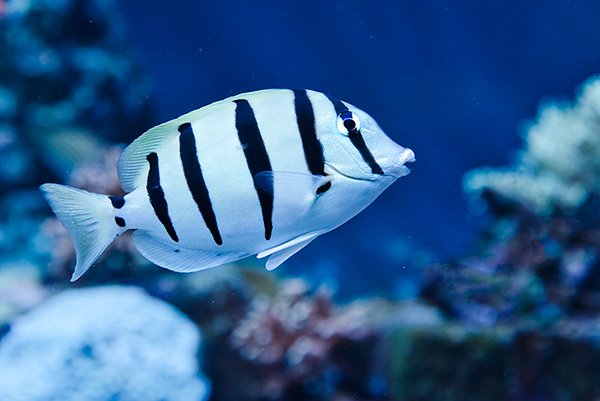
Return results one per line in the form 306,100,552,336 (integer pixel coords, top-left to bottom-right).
257,232,321,271
133,231,246,273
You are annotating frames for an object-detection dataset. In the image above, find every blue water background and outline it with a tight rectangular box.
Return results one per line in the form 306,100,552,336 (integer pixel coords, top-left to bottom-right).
118,0,600,296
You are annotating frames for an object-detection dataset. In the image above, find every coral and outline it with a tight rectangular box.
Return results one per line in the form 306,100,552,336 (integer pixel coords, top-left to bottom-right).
421,205,600,325
465,76,600,214
215,278,440,401
0,286,210,401
0,0,151,192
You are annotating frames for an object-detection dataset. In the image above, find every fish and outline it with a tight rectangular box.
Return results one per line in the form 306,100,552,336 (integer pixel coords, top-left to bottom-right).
40,89,415,281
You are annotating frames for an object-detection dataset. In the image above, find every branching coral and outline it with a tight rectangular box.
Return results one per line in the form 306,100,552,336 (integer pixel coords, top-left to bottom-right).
465,76,600,214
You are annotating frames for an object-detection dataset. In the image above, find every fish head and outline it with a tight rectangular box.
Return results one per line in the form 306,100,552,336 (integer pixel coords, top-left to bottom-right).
320,100,415,183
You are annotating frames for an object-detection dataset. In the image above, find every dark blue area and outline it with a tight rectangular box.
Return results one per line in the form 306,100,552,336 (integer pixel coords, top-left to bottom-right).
119,0,600,296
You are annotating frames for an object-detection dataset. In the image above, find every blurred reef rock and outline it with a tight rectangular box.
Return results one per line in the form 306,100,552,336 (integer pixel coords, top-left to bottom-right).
0,0,152,192
389,322,600,401
0,286,210,401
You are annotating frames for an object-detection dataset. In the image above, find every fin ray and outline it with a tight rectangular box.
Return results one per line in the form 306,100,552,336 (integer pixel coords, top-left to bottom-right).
40,184,123,281
117,123,178,192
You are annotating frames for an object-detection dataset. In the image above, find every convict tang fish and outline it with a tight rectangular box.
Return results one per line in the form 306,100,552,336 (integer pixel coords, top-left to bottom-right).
41,89,415,281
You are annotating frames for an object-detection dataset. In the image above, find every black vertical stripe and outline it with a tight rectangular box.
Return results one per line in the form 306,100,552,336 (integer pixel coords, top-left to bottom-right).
146,152,179,242
327,94,349,116
233,99,273,241
348,133,384,175
292,89,326,176
178,122,223,246
326,95,385,175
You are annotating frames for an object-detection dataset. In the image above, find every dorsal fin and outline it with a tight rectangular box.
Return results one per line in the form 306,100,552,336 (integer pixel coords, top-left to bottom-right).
117,105,216,192
117,121,180,192
117,89,289,192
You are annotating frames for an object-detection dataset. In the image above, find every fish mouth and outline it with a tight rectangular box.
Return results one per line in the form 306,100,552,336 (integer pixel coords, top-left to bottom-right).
325,147,416,182
399,147,416,164
388,148,416,178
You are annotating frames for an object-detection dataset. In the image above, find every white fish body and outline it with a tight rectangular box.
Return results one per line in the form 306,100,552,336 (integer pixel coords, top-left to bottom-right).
41,89,415,281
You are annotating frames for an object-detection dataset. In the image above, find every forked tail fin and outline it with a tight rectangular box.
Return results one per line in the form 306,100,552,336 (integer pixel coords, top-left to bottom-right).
40,184,123,281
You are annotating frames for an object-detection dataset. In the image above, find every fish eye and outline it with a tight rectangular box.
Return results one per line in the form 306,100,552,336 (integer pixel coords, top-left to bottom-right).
336,111,361,135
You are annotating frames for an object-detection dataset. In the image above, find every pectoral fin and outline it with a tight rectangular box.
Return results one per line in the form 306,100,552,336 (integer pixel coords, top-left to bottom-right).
254,171,330,198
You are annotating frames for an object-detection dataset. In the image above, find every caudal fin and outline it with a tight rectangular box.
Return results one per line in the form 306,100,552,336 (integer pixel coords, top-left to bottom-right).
40,183,123,281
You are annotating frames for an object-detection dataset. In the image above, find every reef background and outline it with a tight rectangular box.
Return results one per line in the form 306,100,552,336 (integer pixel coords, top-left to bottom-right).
1,0,600,400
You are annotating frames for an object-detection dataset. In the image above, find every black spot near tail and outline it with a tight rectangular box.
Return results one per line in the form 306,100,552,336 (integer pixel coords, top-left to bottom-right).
316,181,332,195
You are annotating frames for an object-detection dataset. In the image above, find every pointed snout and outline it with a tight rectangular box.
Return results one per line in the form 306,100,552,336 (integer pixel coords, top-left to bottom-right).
399,148,416,164
386,147,415,178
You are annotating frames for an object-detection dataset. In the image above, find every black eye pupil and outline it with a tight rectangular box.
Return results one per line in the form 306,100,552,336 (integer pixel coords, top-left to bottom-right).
338,111,359,134
343,119,356,132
